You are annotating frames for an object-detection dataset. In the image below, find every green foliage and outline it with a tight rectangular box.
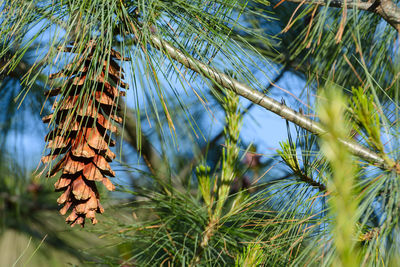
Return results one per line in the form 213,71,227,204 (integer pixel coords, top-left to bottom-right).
235,243,264,266
1,0,400,266
108,190,250,266
196,164,212,209
351,86,384,154
0,152,111,265
0,0,273,145
215,89,242,217
318,87,359,266
277,123,327,193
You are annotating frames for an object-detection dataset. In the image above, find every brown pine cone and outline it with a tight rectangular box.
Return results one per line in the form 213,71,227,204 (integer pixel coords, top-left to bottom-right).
42,41,128,227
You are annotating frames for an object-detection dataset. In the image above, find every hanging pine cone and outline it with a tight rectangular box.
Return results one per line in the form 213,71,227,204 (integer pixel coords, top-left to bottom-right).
42,41,128,227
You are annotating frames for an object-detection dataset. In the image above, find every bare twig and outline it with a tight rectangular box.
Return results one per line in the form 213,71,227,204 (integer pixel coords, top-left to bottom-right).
283,0,400,33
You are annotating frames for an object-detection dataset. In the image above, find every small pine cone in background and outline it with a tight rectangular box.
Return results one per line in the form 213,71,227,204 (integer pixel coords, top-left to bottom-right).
42,41,128,227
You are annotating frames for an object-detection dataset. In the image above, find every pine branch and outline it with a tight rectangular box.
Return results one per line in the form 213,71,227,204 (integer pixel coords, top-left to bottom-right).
118,101,164,177
283,0,400,33
119,101,185,192
176,68,287,181
122,16,394,171
295,169,327,192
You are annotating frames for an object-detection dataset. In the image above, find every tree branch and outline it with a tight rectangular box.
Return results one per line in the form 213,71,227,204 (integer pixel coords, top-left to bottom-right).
119,101,163,177
284,0,400,32
176,68,288,182
122,18,394,171
119,102,187,192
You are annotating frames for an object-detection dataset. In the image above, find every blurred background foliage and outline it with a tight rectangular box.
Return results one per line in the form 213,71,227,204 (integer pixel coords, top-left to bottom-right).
0,0,399,266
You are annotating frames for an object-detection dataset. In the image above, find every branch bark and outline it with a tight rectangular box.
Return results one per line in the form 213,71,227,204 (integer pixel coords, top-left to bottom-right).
284,0,400,32
122,18,394,171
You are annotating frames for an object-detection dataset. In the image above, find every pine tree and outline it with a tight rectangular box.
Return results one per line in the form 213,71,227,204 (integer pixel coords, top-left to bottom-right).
1,0,400,266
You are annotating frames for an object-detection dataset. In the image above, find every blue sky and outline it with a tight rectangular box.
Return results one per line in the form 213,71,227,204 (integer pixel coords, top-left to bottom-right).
2,15,312,184
4,66,307,176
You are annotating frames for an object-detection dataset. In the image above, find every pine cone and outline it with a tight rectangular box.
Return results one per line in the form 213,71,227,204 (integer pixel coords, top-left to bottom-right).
42,41,128,227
